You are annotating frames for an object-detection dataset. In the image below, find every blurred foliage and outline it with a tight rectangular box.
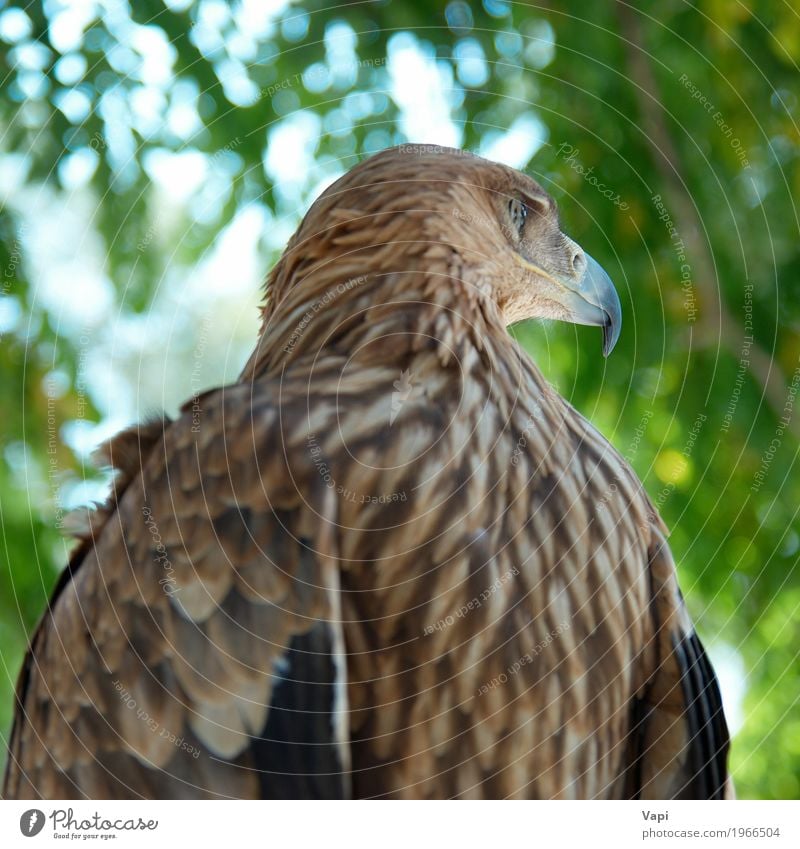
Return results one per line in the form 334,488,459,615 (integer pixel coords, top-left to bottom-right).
0,0,799,798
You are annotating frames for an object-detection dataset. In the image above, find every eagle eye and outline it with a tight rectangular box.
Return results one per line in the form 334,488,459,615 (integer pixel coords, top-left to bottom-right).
507,197,527,235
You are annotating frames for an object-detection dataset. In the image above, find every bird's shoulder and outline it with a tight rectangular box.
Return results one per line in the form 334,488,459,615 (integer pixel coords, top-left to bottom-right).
4,374,348,798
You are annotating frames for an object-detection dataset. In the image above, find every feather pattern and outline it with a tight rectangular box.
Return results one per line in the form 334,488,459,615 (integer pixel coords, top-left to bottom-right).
4,146,729,799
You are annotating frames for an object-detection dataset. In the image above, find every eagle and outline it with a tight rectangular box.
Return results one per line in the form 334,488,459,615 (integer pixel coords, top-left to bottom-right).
3,145,730,799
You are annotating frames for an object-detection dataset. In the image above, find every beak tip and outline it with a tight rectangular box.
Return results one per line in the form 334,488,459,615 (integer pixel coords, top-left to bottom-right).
602,315,621,357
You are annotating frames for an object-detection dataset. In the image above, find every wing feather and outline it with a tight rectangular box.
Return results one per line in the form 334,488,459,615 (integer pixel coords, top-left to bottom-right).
3,380,349,799
627,530,730,799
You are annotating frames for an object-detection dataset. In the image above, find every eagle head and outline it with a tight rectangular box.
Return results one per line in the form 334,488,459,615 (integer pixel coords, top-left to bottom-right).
255,144,622,375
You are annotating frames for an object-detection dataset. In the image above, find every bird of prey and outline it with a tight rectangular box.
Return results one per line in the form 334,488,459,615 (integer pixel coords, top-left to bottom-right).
3,145,730,799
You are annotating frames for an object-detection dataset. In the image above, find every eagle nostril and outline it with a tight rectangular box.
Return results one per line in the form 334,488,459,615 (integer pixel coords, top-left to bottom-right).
571,251,587,278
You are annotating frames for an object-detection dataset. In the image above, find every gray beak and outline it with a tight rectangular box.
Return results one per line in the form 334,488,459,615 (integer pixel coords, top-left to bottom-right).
556,254,622,357
582,254,622,356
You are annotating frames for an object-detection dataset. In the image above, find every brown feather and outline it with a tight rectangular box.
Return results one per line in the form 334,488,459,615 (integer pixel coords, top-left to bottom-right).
4,145,729,799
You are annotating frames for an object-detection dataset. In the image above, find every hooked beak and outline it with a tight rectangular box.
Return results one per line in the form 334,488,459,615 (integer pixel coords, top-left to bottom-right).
565,254,622,357
521,252,622,356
